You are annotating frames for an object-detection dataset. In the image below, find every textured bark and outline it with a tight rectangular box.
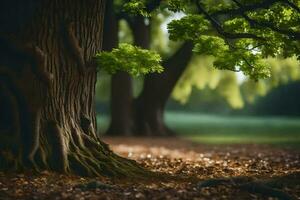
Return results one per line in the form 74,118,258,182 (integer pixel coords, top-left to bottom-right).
0,0,147,178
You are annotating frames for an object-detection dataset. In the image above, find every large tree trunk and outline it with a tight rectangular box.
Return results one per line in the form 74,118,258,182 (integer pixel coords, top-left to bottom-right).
134,42,194,136
106,15,152,136
104,0,134,136
129,17,194,136
0,0,146,177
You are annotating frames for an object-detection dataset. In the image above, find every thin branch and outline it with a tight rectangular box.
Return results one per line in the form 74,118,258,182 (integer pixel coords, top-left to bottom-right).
212,0,299,16
283,0,300,13
195,0,264,40
224,38,255,71
232,0,300,40
211,0,278,17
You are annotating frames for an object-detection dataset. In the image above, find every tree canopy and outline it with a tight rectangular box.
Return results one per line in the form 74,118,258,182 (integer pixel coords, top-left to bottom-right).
96,0,300,110
122,0,300,80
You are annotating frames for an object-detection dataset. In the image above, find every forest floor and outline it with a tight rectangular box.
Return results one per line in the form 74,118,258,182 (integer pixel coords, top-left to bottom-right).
0,136,299,200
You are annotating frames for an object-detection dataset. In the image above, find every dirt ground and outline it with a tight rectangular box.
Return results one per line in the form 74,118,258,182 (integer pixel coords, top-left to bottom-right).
0,137,299,200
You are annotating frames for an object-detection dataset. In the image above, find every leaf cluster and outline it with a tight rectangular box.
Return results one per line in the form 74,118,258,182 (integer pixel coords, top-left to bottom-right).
95,43,163,76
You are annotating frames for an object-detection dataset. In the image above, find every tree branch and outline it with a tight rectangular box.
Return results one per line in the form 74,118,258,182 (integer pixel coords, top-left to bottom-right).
162,42,194,69
195,0,265,40
231,0,300,40
211,0,278,17
283,0,300,13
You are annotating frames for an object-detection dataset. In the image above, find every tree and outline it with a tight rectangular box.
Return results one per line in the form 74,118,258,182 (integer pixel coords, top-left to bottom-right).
104,1,194,136
0,0,152,177
172,56,244,109
241,57,300,104
252,81,300,116
104,0,300,136
3,0,298,178
103,0,135,136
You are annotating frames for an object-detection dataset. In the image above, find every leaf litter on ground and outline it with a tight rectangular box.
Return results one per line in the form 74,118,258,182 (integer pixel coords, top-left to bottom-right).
0,137,299,200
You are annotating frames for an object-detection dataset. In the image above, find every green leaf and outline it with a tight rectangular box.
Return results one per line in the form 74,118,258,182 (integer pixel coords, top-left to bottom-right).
95,43,163,76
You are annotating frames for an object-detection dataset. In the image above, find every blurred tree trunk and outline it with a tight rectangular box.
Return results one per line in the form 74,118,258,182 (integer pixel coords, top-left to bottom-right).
104,0,134,136
0,0,146,177
129,17,194,136
105,12,194,136
134,42,194,136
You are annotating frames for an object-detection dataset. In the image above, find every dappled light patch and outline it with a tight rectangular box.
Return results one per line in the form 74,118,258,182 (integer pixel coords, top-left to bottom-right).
106,137,299,178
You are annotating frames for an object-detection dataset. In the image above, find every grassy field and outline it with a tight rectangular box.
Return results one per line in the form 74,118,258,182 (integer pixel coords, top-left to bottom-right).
97,111,300,147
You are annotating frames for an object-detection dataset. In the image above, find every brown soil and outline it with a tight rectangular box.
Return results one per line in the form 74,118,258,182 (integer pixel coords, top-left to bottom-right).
0,137,299,200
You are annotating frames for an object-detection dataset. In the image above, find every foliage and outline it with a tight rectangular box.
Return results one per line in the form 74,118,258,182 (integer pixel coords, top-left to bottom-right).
118,20,134,44
95,43,163,76
172,56,244,109
241,57,300,103
123,0,150,16
172,56,300,109
124,0,300,80
98,0,300,110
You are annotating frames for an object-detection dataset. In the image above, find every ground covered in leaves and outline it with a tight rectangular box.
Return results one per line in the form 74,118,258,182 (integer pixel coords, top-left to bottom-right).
0,137,299,200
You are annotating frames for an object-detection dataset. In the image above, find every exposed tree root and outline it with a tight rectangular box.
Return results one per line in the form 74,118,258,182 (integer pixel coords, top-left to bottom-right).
0,0,154,181
66,133,155,179
0,76,155,179
197,175,298,200
240,182,294,200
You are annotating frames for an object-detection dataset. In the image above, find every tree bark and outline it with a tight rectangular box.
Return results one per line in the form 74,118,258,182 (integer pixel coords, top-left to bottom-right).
106,15,153,136
134,42,194,136
104,0,134,136
129,16,194,136
0,0,147,178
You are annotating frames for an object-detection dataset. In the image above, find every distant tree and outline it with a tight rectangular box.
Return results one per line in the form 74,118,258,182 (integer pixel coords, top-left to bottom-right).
252,81,300,116
241,57,300,103
172,56,244,109
173,56,300,112
102,0,194,136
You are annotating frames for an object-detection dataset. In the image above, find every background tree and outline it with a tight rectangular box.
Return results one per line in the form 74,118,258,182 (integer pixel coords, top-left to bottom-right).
172,56,244,109
104,0,194,136
172,56,300,112
103,0,300,136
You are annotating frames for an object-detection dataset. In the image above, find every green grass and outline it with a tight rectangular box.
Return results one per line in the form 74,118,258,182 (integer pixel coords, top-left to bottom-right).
165,112,300,147
186,135,300,144
97,111,300,147
165,112,300,135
